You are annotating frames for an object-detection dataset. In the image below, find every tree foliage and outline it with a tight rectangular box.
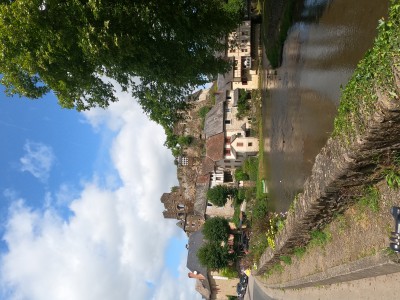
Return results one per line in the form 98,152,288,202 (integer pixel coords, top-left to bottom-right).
197,242,229,270
207,185,236,207
0,0,244,117
234,167,249,181
203,217,230,242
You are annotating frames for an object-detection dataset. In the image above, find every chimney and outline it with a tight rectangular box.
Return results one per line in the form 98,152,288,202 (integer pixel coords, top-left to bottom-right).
187,271,206,280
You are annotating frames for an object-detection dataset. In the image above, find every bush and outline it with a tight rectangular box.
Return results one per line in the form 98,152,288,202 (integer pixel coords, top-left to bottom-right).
203,217,230,242
243,157,258,181
207,185,236,207
178,135,193,146
197,242,229,270
236,89,251,119
234,168,249,181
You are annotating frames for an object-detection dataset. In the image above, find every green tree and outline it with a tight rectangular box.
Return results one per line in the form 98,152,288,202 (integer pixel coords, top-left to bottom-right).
197,242,229,270
207,185,236,207
203,217,230,242
234,167,249,181
177,135,193,147
0,0,243,112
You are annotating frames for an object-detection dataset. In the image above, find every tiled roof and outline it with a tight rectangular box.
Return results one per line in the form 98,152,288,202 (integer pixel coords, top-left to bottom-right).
201,157,215,175
197,173,211,185
206,132,225,162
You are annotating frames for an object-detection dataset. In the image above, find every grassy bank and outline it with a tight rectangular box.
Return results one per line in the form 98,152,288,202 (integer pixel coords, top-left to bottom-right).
261,0,297,68
333,0,400,140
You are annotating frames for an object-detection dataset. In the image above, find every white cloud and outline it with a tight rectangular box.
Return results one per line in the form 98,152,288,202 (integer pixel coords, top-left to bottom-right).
19,141,55,183
1,87,200,300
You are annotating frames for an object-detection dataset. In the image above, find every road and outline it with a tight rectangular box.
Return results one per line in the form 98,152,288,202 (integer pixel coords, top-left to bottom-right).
244,272,400,300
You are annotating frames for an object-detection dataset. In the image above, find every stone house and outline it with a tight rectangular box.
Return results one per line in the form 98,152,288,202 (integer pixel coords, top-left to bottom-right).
226,20,258,90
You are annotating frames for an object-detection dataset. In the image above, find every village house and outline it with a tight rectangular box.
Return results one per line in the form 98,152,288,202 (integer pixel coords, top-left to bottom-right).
226,20,258,90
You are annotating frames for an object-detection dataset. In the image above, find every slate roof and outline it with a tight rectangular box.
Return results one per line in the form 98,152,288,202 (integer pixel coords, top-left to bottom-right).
204,102,224,138
187,230,211,299
187,231,207,274
217,71,233,91
233,88,240,107
194,184,208,216
186,89,203,102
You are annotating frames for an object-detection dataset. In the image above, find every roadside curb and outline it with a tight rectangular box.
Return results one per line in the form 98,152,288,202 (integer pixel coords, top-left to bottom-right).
266,252,400,289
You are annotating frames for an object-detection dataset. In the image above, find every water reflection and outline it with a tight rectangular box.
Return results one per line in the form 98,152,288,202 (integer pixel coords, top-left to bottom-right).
263,0,389,212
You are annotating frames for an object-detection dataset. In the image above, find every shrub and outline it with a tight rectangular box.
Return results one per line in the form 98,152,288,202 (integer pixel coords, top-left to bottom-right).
234,167,250,181
203,217,230,242
197,242,229,270
207,185,236,207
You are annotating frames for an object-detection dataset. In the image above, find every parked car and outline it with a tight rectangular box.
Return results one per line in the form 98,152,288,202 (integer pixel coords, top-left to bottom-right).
236,282,246,298
239,273,248,286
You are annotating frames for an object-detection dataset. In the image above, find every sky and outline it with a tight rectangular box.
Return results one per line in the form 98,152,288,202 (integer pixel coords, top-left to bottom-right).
0,82,202,300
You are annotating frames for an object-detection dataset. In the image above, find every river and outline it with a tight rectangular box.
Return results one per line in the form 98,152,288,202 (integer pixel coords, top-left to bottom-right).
262,0,390,212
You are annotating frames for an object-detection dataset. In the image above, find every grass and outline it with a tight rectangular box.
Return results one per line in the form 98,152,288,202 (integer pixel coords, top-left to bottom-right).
309,229,332,248
220,267,238,279
280,255,292,265
293,246,306,259
333,1,400,140
384,168,400,189
358,186,380,212
264,262,284,277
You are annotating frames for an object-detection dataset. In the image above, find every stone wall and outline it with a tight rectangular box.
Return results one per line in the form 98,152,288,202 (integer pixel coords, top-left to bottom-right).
255,75,400,274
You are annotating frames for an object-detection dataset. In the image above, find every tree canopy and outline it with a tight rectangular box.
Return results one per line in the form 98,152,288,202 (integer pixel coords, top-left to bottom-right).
0,0,244,122
207,185,237,207
203,217,230,242
197,242,229,270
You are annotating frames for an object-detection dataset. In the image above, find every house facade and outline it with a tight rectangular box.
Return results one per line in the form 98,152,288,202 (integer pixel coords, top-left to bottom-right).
227,20,258,90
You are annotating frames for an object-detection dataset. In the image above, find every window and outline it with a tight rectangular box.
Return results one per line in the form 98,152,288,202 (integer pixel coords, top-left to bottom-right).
225,165,231,169
225,108,231,113
248,142,253,147
241,49,248,52
225,149,231,156
225,120,231,125
237,142,243,147
224,159,230,163
225,137,231,144
177,204,185,210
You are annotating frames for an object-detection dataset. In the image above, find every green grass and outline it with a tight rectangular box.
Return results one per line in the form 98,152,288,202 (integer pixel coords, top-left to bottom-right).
384,168,400,189
220,267,238,279
264,262,284,277
358,186,380,212
333,1,400,140
280,255,292,265
309,229,332,248
293,246,306,259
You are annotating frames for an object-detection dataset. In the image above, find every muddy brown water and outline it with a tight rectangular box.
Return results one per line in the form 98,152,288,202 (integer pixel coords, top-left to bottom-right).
262,0,389,212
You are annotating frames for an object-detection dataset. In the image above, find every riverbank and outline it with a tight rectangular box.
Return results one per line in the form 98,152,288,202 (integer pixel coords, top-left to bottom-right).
255,0,400,286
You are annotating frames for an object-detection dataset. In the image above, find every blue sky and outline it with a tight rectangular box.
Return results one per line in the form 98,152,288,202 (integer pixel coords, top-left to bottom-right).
0,84,201,300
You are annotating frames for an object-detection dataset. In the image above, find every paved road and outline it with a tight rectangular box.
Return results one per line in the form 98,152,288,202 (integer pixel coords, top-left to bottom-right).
244,272,400,300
